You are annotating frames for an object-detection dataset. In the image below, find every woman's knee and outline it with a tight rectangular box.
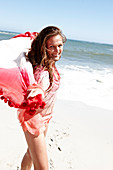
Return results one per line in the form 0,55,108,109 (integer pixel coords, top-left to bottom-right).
26,148,32,159
34,163,49,170
32,151,49,170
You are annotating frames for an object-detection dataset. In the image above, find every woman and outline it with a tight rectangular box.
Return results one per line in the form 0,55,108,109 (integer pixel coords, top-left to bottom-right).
0,26,66,169
15,26,66,170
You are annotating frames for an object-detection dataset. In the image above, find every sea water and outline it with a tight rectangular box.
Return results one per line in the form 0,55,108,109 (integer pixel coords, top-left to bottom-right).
57,40,113,111
0,30,113,111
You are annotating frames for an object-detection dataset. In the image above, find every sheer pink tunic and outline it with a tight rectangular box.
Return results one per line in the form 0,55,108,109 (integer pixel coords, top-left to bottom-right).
18,53,60,135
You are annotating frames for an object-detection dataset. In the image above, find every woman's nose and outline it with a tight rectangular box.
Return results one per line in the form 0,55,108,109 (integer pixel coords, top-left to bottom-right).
54,47,59,53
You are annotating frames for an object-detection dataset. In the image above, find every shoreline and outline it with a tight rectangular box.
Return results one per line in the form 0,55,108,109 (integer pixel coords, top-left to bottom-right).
0,99,113,169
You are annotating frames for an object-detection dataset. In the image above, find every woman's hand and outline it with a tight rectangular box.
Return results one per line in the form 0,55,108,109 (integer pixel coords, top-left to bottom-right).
19,86,46,115
27,88,45,99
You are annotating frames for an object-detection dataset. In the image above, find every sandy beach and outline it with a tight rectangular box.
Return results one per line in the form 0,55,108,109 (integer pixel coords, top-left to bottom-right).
0,99,113,170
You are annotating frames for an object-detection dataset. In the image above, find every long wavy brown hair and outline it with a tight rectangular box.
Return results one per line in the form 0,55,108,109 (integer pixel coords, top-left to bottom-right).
26,26,66,90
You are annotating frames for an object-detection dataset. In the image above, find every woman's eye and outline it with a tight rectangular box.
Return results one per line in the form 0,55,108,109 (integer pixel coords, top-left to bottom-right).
59,44,63,47
49,46,54,48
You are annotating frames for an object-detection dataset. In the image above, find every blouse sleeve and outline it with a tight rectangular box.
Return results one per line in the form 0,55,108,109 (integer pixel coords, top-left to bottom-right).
15,53,47,111
0,35,47,110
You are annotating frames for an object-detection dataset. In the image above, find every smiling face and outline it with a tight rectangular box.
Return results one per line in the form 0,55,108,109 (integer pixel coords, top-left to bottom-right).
46,34,63,62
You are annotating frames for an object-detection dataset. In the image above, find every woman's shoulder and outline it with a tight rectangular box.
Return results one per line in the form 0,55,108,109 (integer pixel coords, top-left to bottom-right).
34,66,48,73
34,66,49,80
34,66,50,90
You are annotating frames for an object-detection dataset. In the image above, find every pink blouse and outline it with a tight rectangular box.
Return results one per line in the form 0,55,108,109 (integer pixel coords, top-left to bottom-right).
18,54,60,135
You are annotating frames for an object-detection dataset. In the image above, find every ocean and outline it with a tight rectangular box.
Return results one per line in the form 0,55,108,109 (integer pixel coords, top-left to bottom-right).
0,30,113,111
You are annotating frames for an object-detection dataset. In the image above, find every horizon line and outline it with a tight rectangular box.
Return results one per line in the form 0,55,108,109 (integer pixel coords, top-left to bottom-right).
0,29,113,46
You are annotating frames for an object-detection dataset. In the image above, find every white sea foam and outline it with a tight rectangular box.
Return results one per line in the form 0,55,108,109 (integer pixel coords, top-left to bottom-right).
109,49,113,52
0,31,16,35
57,65,113,111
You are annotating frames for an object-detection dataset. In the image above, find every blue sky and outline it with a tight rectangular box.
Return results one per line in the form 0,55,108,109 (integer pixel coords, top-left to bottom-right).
0,0,113,44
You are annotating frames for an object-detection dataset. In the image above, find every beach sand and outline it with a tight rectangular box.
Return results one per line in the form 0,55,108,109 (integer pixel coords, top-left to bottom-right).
0,99,113,170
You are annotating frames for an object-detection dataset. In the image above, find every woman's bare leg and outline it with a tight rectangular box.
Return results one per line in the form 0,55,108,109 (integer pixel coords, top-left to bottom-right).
21,125,49,170
25,131,49,170
21,148,32,170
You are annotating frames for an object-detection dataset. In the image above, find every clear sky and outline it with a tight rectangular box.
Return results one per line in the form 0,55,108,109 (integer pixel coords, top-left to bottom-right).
0,0,113,44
